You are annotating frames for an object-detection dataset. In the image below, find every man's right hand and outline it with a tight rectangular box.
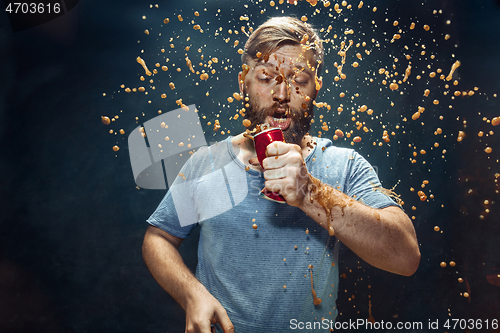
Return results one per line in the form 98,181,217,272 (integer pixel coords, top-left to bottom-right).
142,226,234,333
184,288,235,333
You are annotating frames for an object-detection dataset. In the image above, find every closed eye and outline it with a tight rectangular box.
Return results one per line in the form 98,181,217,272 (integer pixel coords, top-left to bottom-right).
293,77,309,85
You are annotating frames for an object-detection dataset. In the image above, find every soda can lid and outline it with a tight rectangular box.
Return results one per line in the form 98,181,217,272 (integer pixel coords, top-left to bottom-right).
254,127,282,137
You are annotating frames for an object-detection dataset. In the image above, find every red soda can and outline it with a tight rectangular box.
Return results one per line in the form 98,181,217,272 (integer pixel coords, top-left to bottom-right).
253,128,287,203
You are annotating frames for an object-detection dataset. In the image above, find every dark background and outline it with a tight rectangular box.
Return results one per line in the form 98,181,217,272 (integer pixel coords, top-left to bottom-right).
1,0,499,332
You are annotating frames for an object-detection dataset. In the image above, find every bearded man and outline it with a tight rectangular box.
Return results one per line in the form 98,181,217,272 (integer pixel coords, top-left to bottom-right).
142,16,420,333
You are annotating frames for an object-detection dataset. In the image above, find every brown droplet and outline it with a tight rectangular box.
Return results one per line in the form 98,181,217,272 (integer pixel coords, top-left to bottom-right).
136,56,152,76
309,267,322,305
446,60,461,81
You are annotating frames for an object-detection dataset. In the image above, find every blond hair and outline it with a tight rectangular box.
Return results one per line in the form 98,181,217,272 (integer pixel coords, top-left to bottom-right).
242,16,324,75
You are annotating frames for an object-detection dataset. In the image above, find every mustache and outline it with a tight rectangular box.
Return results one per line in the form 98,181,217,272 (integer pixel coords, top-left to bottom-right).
265,103,302,118
246,102,312,122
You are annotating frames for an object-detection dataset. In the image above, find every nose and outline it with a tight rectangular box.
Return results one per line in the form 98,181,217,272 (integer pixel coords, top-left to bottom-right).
273,75,290,103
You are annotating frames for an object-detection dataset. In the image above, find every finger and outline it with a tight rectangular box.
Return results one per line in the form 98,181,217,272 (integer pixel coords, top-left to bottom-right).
264,168,287,180
264,179,286,194
262,155,286,170
263,152,303,170
265,141,293,157
215,308,235,333
248,157,260,166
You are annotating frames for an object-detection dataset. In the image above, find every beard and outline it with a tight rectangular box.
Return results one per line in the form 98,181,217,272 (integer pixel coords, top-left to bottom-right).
243,91,314,146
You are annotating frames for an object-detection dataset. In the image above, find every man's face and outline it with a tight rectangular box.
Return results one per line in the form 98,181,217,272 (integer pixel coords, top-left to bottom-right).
240,44,321,146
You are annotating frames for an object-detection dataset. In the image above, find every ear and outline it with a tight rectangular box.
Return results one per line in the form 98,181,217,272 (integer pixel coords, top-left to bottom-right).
238,72,244,95
314,77,323,100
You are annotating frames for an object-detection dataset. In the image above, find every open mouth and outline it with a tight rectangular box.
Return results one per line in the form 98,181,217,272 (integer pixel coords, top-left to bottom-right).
267,109,291,130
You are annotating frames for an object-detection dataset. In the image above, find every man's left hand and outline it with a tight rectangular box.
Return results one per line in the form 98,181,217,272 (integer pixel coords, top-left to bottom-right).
262,141,310,207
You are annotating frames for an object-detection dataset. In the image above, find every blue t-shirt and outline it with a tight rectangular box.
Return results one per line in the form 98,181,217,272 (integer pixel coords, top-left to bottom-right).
147,137,398,332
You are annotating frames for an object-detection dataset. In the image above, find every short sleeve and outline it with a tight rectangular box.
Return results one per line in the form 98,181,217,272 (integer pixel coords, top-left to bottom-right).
345,151,400,209
146,154,199,238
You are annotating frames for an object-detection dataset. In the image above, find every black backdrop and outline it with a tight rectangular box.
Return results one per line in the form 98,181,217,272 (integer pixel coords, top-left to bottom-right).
1,0,500,332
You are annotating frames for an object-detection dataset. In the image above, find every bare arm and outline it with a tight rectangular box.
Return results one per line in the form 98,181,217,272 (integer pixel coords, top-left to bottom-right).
142,225,234,333
298,186,420,276
262,142,420,276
